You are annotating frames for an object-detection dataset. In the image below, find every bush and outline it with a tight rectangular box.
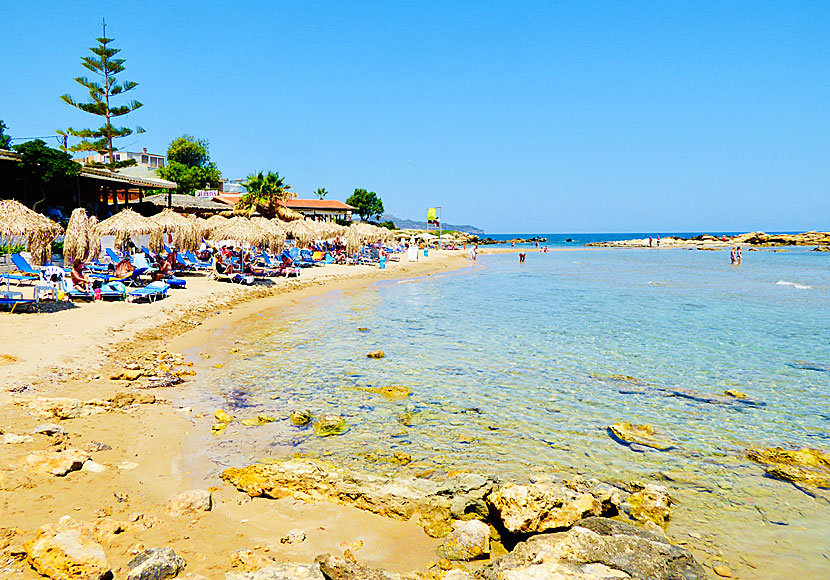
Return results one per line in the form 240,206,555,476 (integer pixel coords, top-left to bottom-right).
0,244,26,254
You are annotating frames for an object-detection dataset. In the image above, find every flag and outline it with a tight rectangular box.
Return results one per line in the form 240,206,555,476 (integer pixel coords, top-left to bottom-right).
427,208,436,221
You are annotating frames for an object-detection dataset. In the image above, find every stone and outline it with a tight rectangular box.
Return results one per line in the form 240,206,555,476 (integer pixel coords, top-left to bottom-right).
165,489,212,517
109,392,156,408
315,553,400,580
82,460,106,473
23,397,106,420
607,423,674,451
280,529,306,544
226,562,324,579
627,484,673,527
479,517,707,580
215,409,234,423
442,572,474,580
240,415,277,427
313,414,348,437
487,482,602,534
290,409,312,426
111,369,143,381
127,547,186,580
356,385,412,398
713,565,733,578
24,518,110,580
2,433,34,444
723,390,747,399
562,477,624,516
118,462,139,471
747,447,830,488
436,519,490,561
221,458,496,537
229,549,276,571
366,350,386,359
34,424,67,437
25,448,90,476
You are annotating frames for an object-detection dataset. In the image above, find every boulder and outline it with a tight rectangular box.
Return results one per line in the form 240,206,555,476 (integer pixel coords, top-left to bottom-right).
127,547,186,580
313,414,348,437
436,519,490,560
627,484,672,527
607,423,674,451
290,410,312,426
24,517,110,580
226,562,324,579
747,447,830,488
165,489,212,517
487,482,602,534
315,553,400,580
25,448,89,476
221,458,495,537
366,351,386,359
479,517,707,580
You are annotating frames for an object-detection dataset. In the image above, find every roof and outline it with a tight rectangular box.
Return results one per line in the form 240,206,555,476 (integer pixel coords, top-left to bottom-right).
143,193,228,212
214,193,241,205
282,199,355,211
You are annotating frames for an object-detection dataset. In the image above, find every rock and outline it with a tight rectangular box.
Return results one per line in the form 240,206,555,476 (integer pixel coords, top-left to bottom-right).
23,397,106,420
109,392,156,408
34,424,67,437
313,414,348,437
747,447,830,488
436,519,490,560
562,477,624,516
627,484,673,527
713,565,733,577
240,415,277,427
221,458,496,537
111,369,143,381
366,350,386,359
813,246,830,252
608,422,674,451
357,327,369,331
127,547,186,580
229,549,276,572
479,517,706,580
25,448,89,476
487,482,602,534
215,409,234,423
723,390,747,399
145,373,184,388
2,433,33,444
165,489,212,517
442,571,474,580
82,460,106,473
24,517,110,580
315,553,400,580
118,462,139,471
280,529,306,544
290,409,312,426
85,441,112,452
226,563,324,579
357,385,412,398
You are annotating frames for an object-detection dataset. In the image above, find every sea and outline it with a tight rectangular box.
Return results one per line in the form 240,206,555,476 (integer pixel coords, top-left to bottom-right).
182,236,830,579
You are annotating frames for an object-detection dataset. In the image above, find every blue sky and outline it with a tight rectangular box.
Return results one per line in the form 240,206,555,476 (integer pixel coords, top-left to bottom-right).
2,1,828,233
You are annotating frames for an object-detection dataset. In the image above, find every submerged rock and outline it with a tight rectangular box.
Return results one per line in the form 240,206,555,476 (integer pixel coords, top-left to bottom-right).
313,414,348,437
221,458,495,537
290,409,312,426
24,517,110,580
240,415,276,427
436,519,490,561
487,482,602,534
127,547,186,580
357,385,412,398
723,389,747,399
608,423,674,451
479,517,707,580
215,409,234,423
366,350,386,359
627,484,673,527
747,447,830,488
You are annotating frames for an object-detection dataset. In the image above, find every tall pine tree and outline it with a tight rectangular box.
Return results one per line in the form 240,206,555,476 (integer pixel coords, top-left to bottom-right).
60,21,144,170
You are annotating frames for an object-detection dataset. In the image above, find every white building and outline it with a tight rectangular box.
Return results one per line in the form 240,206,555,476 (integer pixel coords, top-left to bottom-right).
79,147,166,168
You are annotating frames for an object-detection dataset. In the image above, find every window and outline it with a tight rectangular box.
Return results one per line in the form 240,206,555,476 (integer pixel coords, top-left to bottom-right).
141,155,149,164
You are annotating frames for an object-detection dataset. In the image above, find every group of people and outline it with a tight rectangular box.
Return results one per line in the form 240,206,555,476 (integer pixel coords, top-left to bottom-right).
730,246,743,265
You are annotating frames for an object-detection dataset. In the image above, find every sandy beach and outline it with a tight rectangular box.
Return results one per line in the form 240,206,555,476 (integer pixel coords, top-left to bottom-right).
0,250,471,579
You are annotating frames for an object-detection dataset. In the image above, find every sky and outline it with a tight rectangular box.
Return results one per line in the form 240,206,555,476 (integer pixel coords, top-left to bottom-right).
2,1,828,233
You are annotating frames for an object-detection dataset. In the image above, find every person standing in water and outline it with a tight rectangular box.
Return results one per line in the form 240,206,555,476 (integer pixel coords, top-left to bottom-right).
519,252,526,263
730,247,737,264
736,246,742,265
469,245,478,262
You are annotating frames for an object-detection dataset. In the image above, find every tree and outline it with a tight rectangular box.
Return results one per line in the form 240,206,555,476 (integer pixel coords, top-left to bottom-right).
156,135,221,195
345,188,384,221
60,22,144,170
0,120,11,149
313,187,328,199
13,140,81,210
237,171,296,218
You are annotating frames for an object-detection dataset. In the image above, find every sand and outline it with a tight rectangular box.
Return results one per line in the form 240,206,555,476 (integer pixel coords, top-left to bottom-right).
0,250,469,578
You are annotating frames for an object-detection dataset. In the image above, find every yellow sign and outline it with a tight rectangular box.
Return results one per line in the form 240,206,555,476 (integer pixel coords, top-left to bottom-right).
427,208,436,220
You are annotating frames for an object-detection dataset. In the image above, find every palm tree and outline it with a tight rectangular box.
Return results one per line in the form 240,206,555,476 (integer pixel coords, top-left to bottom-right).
313,187,328,199
237,171,296,218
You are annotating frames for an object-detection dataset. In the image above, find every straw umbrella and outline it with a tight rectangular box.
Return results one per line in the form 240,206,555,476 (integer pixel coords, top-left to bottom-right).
94,208,163,252
202,215,229,239
63,208,95,266
0,199,63,268
188,214,206,244
250,217,285,250
345,224,363,255
212,216,265,247
285,219,312,247
149,209,199,251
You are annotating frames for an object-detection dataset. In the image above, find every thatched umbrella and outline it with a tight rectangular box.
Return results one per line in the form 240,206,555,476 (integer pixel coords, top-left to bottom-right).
276,205,304,222
346,224,363,255
94,208,163,252
0,199,63,267
149,209,199,251
212,216,265,247
188,214,206,244
202,215,229,239
250,217,284,250
63,208,95,266
285,219,313,247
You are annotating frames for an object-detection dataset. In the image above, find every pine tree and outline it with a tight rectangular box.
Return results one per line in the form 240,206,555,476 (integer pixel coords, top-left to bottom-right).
60,21,144,170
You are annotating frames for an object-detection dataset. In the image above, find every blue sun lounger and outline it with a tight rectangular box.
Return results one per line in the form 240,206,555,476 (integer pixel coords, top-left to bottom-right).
0,296,37,312
127,281,170,303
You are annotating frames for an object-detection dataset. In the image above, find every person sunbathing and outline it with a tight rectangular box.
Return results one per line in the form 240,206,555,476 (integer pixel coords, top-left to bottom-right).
70,259,92,292
115,257,135,279
152,255,174,281
214,253,238,275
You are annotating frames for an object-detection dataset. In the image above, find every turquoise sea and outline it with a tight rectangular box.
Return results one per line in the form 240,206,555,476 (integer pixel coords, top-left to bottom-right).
186,245,830,579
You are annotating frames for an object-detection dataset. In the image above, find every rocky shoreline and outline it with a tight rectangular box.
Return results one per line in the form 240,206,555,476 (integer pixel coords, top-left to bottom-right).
585,230,830,248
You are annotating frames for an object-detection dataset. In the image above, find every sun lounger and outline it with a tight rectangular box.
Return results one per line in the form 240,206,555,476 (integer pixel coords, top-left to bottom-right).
211,259,254,285
181,251,212,270
127,281,170,302
0,296,37,312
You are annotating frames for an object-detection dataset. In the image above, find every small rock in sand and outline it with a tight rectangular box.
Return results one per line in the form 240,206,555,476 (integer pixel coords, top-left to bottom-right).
33,423,67,437
82,460,106,473
25,448,89,476
165,489,212,517
290,409,312,426
2,433,34,444
713,565,733,577
118,461,139,471
280,528,306,544
127,546,186,580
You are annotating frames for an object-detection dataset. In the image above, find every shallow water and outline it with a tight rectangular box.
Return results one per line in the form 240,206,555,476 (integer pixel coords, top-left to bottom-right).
187,247,830,578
